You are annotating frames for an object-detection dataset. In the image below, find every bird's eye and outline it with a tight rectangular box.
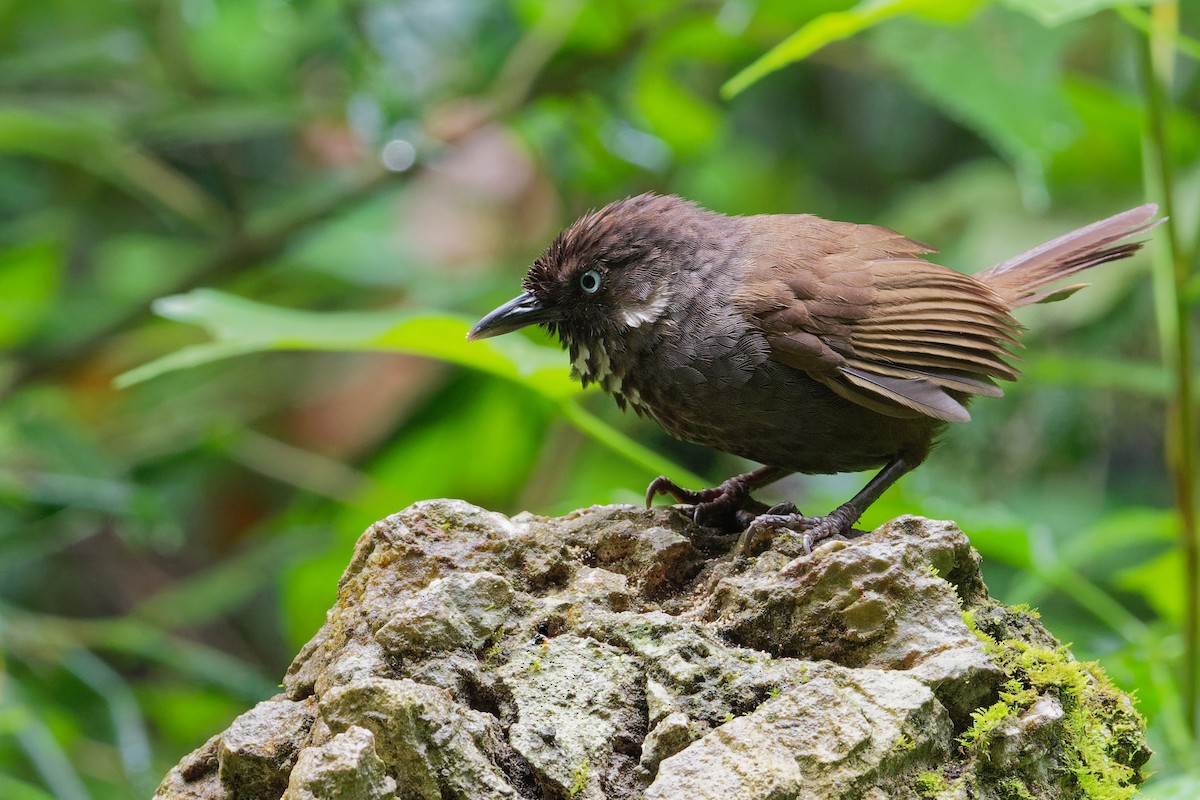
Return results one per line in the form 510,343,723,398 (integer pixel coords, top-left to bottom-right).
579,269,602,294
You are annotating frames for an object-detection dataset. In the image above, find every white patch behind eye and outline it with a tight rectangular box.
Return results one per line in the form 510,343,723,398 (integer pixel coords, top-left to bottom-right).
620,288,670,328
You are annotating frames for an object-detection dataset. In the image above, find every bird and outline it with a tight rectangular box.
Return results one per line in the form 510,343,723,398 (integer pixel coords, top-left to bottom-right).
468,194,1159,573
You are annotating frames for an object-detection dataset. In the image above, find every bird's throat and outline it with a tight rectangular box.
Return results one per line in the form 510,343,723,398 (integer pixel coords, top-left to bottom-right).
569,340,615,390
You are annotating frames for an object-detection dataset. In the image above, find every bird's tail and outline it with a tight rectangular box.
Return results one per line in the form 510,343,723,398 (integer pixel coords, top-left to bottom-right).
976,204,1161,308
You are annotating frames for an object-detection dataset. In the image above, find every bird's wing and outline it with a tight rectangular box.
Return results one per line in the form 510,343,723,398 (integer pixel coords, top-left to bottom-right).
738,215,1021,423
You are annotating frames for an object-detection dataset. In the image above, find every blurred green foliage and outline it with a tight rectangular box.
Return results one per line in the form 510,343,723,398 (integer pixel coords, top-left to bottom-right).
1,0,1198,797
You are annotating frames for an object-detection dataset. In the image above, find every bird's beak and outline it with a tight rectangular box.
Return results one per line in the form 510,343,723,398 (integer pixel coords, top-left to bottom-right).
467,291,556,340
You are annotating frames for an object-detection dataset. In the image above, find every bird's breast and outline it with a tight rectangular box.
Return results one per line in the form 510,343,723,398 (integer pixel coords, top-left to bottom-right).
588,306,936,475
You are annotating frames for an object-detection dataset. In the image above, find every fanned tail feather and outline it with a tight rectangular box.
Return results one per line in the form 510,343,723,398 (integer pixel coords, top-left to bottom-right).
975,204,1161,308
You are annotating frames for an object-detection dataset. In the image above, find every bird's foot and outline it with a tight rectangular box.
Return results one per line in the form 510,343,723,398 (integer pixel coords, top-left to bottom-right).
645,473,762,531
741,505,859,573
738,503,807,556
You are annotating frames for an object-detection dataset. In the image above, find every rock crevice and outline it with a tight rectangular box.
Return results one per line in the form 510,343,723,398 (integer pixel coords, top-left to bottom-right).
155,501,1149,800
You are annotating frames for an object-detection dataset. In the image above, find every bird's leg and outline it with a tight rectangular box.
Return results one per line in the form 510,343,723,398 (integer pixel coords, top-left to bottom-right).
743,455,919,570
645,465,789,531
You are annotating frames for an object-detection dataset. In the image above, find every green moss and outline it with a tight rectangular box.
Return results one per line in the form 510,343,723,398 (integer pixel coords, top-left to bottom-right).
997,776,1036,800
957,604,1147,799
1007,603,1041,619
915,769,948,799
960,698,1015,752
732,649,759,664
481,629,505,669
569,757,590,797
961,607,990,644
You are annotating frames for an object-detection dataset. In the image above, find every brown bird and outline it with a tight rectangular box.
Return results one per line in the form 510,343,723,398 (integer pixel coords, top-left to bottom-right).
468,194,1158,571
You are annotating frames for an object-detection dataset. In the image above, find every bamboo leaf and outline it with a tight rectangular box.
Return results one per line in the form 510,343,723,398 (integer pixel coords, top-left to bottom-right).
115,289,579,399
722,0,984,98
1001,0,1153,27
0,241,61,346
870,7,1081,205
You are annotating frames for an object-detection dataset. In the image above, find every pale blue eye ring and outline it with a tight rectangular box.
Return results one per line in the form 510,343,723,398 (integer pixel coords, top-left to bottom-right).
579,269,602,293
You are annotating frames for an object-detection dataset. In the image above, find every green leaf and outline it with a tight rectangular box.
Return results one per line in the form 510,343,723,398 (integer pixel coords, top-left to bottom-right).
633,20,736,156
1115,6,1200,63
0,107,229,232
60,649,155,797
1068,507,1178,555
181,0,309,96
0,774,58,800
721,0,984,98
871,6,1082,205
135,684,248,754
1021,354,1173,398
0,241,61,346
1000,0,1153,27
1117,549,1183,625
134,99,298,146
2,679,90,800
634,68,719,157
115,289,578,399
1141,771,1200,800
117,291,708,578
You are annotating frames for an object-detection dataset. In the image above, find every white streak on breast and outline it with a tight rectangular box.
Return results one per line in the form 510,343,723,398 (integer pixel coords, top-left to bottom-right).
593,346,612,384
573,345,591,376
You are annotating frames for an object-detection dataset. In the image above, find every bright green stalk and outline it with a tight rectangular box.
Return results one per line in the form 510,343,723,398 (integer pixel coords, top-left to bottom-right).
1136,2,1199,739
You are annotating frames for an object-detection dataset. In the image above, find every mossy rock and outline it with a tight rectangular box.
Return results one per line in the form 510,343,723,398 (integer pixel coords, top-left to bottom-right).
155,502,1150,800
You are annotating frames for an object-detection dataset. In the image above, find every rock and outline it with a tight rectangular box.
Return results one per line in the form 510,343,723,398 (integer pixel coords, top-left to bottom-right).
154,501,1149,800
157,736,222,800
499,634,644,799
375,571,515,658
637,712,694,777
318,677,525,798
645,667,951,799
283,726,396,800
220,698,317,800
703,515,998,723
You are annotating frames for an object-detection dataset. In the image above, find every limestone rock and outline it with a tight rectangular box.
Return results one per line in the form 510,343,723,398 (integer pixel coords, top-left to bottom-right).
319,676,524,798
283,726,396,800
645,667,951,799
155,501,1149,800
221,697,316,800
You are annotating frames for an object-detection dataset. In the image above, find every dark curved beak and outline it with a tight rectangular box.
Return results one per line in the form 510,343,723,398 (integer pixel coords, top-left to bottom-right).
467,291,555,340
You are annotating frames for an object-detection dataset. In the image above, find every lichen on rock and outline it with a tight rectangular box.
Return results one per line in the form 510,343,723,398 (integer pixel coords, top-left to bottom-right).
154,501,1149,800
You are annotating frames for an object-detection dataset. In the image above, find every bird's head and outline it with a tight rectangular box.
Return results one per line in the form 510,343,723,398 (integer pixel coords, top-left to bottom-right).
468,194,698,354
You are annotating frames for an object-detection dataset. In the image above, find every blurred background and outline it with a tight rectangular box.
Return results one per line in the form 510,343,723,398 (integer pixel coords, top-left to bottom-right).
1,0,1197,796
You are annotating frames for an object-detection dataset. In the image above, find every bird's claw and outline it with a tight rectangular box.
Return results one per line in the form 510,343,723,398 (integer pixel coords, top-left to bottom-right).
645,474,754,531
740,507,856,570
645,473,857,554
739,503,809,556
644,476,720,508
799,519,841,553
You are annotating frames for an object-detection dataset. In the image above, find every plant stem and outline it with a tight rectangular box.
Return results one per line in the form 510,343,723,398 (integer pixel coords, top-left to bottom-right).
1137,6,1199,738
